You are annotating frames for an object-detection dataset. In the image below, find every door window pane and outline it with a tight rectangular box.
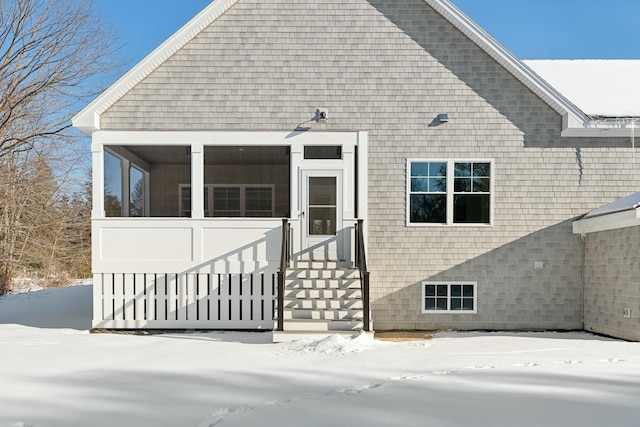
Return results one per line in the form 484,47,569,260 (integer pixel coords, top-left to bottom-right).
308,177,336,235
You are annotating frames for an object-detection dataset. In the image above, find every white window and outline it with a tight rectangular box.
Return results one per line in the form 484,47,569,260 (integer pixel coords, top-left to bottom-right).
422,282,477,313
179,184,274,218
407,159,492,226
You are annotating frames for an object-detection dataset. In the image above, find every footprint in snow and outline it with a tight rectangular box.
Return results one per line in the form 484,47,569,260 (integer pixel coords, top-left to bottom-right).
337,382,384,396
432,369,458,375
555,360,583,365
204,405,252,426
264,398,298,406
390,374,423,381
465,365,495,370
598,358,626,363
211,406,250,416
513,362,542,367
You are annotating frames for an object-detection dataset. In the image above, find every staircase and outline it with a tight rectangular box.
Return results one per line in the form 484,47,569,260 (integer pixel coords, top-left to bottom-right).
274,219,371,341
279,260,368,336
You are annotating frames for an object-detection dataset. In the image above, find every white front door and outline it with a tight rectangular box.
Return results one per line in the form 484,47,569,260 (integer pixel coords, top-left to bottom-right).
301,170,343,260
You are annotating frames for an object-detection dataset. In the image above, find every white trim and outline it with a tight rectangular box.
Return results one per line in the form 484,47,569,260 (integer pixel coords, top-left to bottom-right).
561,127,640,138
422,281,478,314
406,158,494,227
72,0,240,134
300,169,345,260
572,208,640,235
92,130,359,146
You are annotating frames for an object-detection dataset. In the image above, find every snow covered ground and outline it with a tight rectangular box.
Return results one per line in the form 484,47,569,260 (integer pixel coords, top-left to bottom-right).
1,284,640,427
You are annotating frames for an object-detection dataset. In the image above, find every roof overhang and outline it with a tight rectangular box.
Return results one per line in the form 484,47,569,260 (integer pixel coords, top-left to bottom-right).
573,207,640,235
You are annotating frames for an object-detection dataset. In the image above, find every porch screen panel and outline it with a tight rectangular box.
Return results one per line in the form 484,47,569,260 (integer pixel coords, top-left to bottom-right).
104,151,123,217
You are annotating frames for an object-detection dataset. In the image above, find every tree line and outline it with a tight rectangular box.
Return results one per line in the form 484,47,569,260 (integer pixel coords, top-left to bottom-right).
1,0,117,294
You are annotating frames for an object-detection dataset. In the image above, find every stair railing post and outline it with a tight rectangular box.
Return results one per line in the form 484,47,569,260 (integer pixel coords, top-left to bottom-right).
354,221,359,269
277,271,284,331
354,219,370,332
277,218,289,332
363,271,370,332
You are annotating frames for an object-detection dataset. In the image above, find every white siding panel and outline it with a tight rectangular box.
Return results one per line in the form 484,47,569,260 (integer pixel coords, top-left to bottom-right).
101,227,192,261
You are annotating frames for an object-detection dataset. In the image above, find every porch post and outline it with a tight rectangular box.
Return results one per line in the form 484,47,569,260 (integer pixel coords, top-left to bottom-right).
191,143,204,219
121,158,131,216
91,141,105,219
289,144,304,259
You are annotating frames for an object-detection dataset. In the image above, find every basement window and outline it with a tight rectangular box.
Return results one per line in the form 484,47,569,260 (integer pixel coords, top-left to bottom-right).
422,282,477,313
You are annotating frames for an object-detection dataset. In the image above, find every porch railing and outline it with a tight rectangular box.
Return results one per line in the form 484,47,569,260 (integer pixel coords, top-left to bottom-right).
276,218,290,331
354,219,370,332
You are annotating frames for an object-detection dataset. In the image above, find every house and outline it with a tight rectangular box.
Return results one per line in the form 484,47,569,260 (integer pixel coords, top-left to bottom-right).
73,0,640,338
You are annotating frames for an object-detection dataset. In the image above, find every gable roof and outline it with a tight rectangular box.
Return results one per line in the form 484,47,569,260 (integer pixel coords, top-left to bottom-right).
73,0,620,137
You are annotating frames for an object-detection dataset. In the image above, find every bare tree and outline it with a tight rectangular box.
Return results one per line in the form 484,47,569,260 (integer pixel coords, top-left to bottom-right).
0,0,116,157
0,0,116,292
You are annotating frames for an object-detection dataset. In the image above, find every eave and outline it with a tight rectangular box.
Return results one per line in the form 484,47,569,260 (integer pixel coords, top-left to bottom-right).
573,208,640,235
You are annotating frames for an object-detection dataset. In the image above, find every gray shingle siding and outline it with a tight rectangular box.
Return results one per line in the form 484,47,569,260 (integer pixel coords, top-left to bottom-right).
100,0,640,330
583,226,640,341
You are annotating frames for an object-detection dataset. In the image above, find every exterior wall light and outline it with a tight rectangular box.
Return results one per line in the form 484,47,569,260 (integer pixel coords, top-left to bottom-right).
316,109,328,122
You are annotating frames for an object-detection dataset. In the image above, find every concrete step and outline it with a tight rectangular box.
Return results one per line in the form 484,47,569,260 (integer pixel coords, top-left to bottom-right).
286,268,360,280
285,278,361,289
283,309,363,320
284,288,362,299
284,299,363,310
282,319,364,332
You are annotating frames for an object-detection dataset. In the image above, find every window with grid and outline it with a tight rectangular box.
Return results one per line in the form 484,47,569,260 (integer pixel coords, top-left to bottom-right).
179,184,274,218
408,160,492,225
422,282,477,313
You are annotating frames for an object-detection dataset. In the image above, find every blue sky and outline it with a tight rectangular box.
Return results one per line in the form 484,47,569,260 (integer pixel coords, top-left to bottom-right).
95,0,640,76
